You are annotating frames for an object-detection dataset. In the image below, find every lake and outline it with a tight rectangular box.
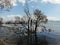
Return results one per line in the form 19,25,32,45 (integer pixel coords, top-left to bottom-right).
0,21,60,45
45,21,60,32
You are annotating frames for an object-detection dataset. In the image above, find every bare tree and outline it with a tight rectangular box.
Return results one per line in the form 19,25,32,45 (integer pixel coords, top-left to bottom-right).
14,16,20,26
33,9,48,45
20,8,48,45
15,16,20,23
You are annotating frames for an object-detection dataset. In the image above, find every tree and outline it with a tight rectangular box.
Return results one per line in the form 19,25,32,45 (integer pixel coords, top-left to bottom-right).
33,9,48,45
15,16,20,24
19,9,48,45
14,16,20,26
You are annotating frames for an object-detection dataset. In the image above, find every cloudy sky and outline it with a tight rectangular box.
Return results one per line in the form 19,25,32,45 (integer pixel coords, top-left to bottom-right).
0,0,60,21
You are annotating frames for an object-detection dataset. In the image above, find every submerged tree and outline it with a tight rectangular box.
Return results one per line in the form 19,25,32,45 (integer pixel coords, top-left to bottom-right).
20,9,48,45
21,1,48,45
33,9,48,45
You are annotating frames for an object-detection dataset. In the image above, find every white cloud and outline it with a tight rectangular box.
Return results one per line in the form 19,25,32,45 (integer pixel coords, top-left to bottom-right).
18,0,26,6
11,0,17,6
0,0,17,10
47,16,60,21
18,0,26,3
41,0,60,4
30,0,38,2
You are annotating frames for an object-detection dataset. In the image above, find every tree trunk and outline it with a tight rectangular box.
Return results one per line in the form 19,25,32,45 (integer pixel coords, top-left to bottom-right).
27,19,30,45
35,21,38,45
30,19,33,45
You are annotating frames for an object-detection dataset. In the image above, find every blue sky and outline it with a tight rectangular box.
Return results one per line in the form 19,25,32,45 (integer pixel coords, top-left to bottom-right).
1,0,60,21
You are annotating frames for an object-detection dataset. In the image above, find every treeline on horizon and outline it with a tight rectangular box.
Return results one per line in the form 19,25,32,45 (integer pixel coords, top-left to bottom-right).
0,15,48,24
0,16,28,24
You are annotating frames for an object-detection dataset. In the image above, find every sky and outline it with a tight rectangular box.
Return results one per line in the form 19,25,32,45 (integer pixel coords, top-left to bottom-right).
0,0,60,21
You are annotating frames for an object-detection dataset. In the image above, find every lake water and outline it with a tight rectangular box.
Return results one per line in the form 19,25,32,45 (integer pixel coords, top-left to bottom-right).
0,21,60,45
45,21,60,32
37,21,60,45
